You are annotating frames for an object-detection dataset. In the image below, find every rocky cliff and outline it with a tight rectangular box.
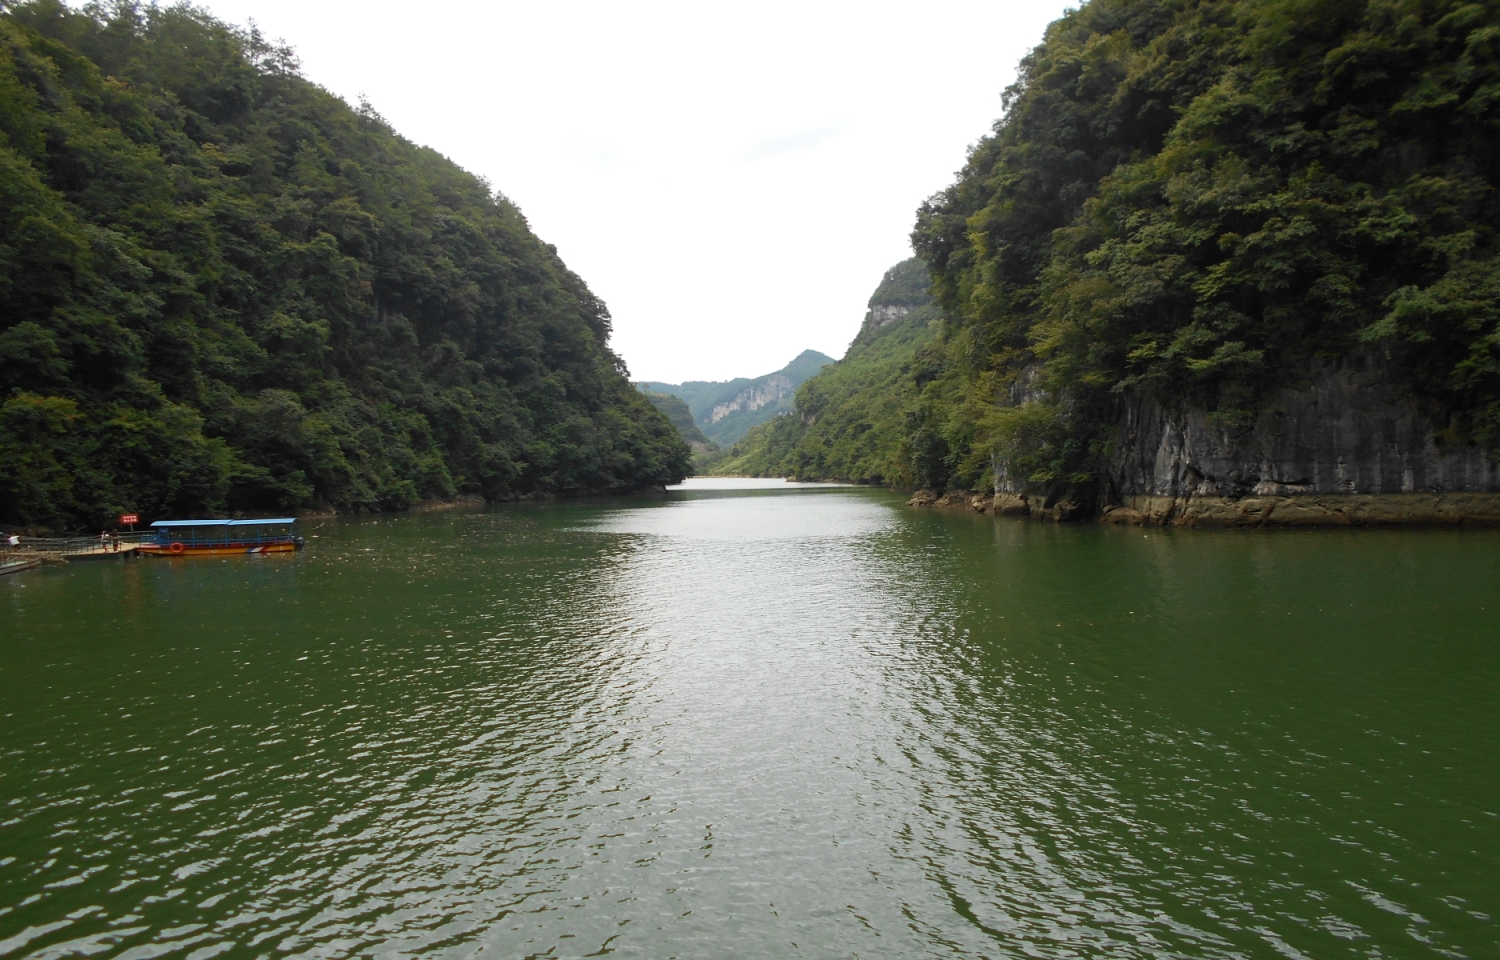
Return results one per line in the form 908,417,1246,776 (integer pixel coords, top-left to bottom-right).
958,359,1500,526
1100,362,1500,526
709,375,796,424
1109,361,1497,498
864,304,913,330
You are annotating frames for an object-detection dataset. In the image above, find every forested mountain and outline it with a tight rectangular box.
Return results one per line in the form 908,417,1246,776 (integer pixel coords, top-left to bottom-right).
721,0,1500,511
0,1,688,531
639,349,833,449
642,390,711,450
907,0,1500,505
713,260,940,482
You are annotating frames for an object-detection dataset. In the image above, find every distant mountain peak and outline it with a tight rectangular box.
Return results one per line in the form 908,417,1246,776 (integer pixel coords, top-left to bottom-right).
792,349,836,363
637,350,835,447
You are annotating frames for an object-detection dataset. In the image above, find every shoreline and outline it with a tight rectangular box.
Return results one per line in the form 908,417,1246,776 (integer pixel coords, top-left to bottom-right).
907,489,1500,527
293,485,685,521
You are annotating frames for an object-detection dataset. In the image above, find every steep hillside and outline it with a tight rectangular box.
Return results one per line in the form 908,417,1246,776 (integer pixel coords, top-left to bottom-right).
714,260,941,482
904,0,1500,518
640,349,833,448
642,392,709,447
0,1,688,530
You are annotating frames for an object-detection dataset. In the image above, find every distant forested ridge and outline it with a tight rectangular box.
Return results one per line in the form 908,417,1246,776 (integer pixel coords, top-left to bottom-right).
0,1,688,531
713,260,941,482
639,349,833,450
909,0,1500,503
642,390,711,450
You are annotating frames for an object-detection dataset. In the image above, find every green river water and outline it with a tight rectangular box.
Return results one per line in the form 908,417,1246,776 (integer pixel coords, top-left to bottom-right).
2,478,1498,959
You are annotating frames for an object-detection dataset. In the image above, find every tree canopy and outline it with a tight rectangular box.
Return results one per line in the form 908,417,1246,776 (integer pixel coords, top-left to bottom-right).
720,0,1500,499
0,1,688,530
910,0,1500,498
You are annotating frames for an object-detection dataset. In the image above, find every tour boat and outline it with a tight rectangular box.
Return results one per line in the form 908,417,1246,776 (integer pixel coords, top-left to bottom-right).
138,519,305,557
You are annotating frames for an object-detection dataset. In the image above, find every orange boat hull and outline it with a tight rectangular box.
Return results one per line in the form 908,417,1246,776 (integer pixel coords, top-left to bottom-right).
139,542,300,557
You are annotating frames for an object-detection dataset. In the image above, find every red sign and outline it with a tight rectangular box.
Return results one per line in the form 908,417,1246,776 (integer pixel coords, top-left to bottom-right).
119,513,139,526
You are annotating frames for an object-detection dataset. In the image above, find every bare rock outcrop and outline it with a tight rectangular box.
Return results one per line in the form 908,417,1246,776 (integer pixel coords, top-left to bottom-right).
709,375,796,424
1102,359,1500,526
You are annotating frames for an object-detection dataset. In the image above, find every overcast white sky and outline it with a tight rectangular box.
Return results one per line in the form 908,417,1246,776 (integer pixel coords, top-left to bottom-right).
188,1,1074,383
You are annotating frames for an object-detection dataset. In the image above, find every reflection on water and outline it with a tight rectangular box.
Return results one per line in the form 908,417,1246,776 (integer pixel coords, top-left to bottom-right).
2,479,1498,958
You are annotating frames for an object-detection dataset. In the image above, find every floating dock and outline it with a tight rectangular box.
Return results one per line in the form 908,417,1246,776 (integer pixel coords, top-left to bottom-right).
58,543,139,561
0,558,41,576
3,535,143,567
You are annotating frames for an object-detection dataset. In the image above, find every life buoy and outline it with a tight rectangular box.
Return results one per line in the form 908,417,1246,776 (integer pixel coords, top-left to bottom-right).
168,541,185,555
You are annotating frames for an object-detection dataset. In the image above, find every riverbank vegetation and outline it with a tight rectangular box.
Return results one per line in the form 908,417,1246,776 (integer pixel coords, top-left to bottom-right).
0,1,688,531
727,0,1500,502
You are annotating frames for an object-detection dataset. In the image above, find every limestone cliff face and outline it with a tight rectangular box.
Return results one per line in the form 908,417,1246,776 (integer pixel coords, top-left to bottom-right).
991,365,1048,497
971,359,1500,525
1102,360,1500,525
863,304,912,331
709,375,796,425
1108,362,1498,497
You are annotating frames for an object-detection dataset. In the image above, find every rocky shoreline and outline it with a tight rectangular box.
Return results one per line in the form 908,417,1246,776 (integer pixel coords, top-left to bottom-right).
907,489,1500,527
941,358,1500,528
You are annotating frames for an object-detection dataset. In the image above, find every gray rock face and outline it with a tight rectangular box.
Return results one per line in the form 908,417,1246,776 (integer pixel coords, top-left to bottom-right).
992,365,1049,496
709,374,796,425
1107,361,1500,499
864,304,912,330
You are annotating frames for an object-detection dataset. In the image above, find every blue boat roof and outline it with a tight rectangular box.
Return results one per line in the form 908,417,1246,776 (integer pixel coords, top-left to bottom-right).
150,518,298,528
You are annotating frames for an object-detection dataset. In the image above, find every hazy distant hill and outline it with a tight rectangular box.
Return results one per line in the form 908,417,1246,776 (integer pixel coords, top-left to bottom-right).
642,392,711,448
640,350,833,448
712,260,938,482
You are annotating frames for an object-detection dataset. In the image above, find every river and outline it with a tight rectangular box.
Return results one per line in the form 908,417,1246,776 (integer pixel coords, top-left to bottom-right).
2,478,1497,958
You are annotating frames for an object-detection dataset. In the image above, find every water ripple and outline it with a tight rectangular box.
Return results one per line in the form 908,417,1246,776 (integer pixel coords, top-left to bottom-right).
2,482,1498,957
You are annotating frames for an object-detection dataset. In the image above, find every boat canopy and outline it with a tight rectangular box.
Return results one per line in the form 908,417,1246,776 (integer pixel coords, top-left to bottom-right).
150,518,298,528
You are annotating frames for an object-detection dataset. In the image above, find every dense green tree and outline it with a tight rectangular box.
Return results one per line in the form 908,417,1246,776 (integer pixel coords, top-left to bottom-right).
641,389,722,472
0,1,687,530
730,0,1499,500
913,0,1500,502
642,391,708,447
